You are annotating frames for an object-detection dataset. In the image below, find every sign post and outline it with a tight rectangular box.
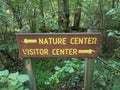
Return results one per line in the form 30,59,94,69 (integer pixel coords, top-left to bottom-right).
19,29,36,90
16,32,101,89
84,27,98,90
25,59,36,90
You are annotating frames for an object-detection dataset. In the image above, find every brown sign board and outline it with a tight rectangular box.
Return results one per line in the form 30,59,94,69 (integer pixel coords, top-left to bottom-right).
16,33,101,58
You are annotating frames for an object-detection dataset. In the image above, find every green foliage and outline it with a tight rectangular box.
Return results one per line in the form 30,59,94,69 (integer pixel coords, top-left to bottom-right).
0,34,22,71
108,30,120,43
45,58,85,89
107,7,120,20
33,58,60,90
44,57,120,90
107,30,120,58
93,59,120,90
0,70,29,90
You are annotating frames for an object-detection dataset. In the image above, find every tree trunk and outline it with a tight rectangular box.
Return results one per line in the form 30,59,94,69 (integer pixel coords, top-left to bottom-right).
58,0,69,32
116,0,119,8
99,0,104,29
112,0,115,8
72,8,81,30
64,0,69,28
39,0,46,32
30,8,36,33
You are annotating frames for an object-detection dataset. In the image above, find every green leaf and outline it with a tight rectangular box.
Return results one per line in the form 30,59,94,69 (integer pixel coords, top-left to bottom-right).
108,32,114,36
106,8,115,15
69,67,74,73
8,72,19,85
55,66,61,71
0,77,7,83
18,74,29,83
8,85,16,90
8,72,19,80
100,80,106,86
16,82,23,88
55,78,59,84
0,88,8,90
17,86,24,90
0,70,9,77
24,88,29,90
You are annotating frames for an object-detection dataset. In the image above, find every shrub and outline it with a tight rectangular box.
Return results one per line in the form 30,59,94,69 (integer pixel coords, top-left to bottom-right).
0,70,29,90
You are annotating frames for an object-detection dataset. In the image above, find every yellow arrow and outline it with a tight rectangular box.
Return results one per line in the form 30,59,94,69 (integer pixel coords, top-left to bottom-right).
78,49,95,54
23,38,37,44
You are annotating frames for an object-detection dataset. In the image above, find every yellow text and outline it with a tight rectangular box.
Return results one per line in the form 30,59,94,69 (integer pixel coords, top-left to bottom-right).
22,49,48,55
39,38,67,44
70,37,97,44
52,48,78,55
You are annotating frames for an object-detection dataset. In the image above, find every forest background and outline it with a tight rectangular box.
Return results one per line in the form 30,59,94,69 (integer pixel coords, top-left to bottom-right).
0,0,120,90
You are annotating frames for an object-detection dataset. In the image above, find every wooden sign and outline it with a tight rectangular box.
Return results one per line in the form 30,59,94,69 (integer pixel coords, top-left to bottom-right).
16,33,101,58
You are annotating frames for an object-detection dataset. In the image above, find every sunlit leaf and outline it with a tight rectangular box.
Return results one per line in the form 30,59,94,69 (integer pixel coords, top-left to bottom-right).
0,70,9,77
18,74,29,83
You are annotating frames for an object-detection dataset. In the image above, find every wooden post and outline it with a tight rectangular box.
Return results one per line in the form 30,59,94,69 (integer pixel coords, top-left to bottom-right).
25,59,36,90
84,26,97,90
20,27,36,90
